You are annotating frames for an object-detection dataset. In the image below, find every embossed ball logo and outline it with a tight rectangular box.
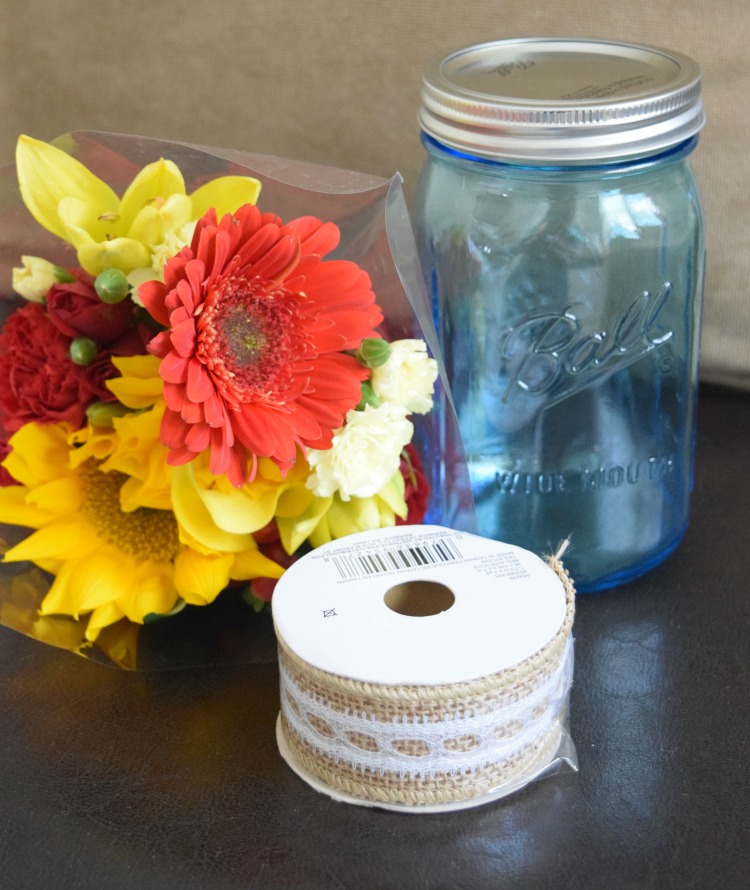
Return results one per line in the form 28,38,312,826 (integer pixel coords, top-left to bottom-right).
496,282,674,407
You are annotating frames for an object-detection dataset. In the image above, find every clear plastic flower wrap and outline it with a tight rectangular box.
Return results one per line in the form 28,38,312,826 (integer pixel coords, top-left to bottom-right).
0,131,476,669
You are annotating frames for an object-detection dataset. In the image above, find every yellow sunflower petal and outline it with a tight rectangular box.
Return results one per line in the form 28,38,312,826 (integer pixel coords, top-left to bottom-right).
118,158,186,231
75,551,136,613
118,474,173,512
174,549,233,606
3,517,96,564
107,405,167,479
190,175,261,220
26,476,84,514
5,422,74,488
120,561,178,622
85,601,126,641
15,135,119,242
0,485,58,530
38,548,130,619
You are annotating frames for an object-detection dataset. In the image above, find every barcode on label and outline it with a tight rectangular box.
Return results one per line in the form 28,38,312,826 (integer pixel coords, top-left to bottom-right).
332,537,462,580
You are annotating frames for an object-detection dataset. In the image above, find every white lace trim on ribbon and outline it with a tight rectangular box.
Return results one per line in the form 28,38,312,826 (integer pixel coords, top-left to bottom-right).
280,638,573,777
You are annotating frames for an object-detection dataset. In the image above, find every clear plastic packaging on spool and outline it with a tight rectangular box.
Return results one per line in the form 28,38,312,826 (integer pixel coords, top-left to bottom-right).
272,525,577,812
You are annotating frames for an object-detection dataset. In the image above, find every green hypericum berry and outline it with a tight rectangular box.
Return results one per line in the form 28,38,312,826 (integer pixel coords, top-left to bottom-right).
94,268,130,304
69,337,97,366
357,338,391,369
85,400,131,428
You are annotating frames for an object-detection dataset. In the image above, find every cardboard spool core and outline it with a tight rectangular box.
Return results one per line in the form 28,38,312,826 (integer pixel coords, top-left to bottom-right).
383,580,455,617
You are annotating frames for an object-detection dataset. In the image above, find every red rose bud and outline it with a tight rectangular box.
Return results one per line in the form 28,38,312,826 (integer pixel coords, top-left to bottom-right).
47,269,135,346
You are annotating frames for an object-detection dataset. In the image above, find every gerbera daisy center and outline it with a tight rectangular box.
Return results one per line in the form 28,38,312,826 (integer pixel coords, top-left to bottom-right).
198,275,311,402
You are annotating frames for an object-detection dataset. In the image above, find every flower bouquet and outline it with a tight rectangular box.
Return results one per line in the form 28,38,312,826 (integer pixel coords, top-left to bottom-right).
0,132,450,668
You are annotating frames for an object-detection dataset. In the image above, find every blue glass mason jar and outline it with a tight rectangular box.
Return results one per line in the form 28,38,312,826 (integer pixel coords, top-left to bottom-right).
414,39,705,591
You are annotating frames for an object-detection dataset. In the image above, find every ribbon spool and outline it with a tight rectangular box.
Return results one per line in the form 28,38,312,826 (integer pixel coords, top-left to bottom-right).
273,526,575,812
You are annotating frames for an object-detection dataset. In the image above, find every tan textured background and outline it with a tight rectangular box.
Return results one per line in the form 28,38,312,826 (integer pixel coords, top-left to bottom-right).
1,0,747,388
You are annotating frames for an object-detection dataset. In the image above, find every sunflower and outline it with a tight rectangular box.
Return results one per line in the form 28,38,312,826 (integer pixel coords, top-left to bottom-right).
139,205,383,487
0,422,284,640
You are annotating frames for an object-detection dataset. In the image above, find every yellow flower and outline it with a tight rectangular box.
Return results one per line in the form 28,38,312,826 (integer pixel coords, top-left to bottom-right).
172,456,314,555
303,471,408,549
68,355,172,510
106,353,165,409
106,402,172,512
0,422,283,640
16,135,262,276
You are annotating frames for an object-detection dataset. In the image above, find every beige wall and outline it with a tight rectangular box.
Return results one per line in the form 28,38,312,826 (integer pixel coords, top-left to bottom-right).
1,0,748,387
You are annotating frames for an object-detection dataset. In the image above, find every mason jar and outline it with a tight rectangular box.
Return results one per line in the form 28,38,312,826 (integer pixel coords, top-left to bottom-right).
414,38,705,591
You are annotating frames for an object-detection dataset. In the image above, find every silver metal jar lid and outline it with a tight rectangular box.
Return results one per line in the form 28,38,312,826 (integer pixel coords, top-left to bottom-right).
419,38,705,163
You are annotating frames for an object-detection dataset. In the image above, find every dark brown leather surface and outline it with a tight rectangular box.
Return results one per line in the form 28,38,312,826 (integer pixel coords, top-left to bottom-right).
1,385,748,889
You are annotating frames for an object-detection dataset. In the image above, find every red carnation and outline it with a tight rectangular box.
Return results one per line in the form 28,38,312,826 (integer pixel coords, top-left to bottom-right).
0,303,109,433
0,426,16,486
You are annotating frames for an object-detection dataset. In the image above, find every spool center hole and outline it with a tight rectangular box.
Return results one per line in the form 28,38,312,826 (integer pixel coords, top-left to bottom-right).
383,580,455,617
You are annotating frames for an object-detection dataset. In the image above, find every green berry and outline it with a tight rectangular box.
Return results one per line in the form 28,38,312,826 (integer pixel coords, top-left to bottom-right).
357,338,391,369
69,337,97,366
85,400,131,428
94,268,130,304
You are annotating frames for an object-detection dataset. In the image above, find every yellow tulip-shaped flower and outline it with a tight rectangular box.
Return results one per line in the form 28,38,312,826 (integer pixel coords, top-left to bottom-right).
272,470,408,553
304,471,408,549
171,456,316,556
15,135,262,276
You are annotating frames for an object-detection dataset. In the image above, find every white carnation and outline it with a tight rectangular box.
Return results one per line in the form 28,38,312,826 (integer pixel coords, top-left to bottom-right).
370,338,438,415
307,403,414,501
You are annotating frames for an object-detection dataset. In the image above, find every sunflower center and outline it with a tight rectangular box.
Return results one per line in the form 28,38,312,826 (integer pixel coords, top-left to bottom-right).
197,275,312,403
81,464,180,562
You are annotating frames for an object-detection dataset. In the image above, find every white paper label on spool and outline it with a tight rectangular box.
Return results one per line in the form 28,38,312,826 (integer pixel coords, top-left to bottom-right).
272,525,567,686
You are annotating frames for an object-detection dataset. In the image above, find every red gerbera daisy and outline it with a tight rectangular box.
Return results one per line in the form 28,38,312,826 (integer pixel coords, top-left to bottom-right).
139,204,383,487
